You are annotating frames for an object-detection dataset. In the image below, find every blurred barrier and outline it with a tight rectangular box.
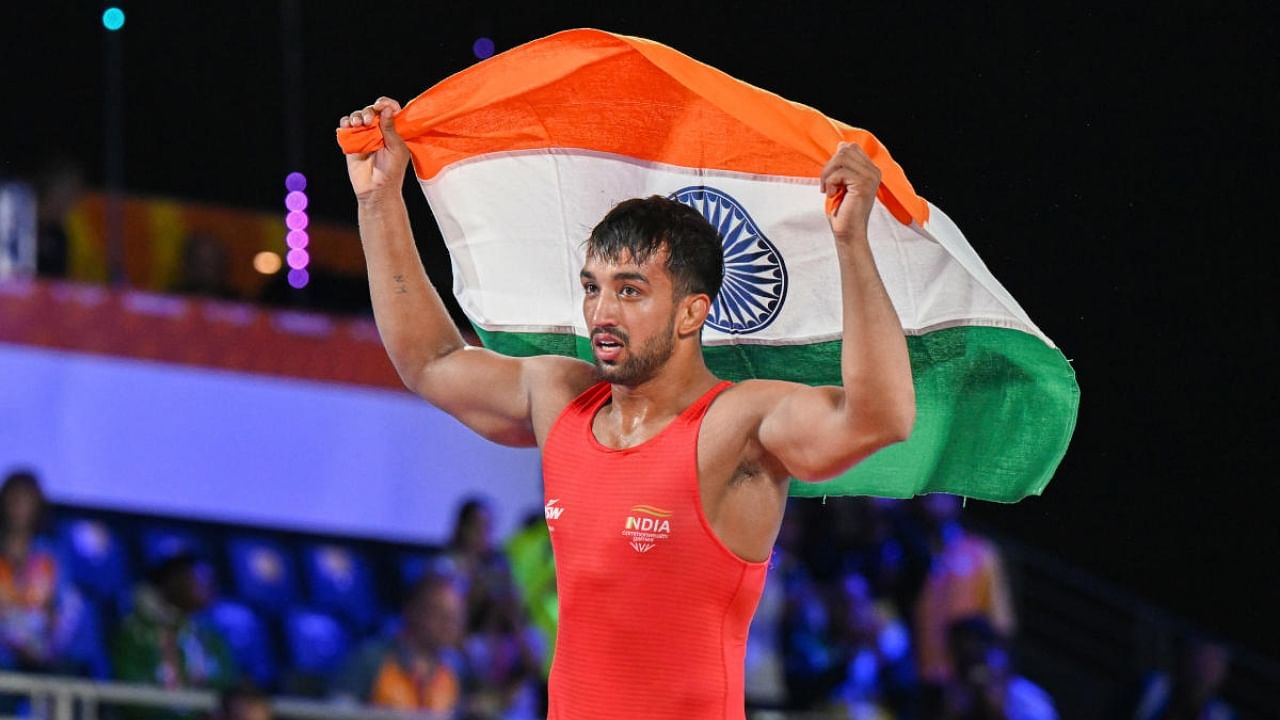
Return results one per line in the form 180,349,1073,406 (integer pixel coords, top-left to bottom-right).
994,529,1280,718
0,674,862,720
0,278,399,389
0,672,447,720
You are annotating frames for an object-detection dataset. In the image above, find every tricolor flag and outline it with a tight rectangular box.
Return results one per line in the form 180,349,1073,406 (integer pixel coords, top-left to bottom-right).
338,29,1079,502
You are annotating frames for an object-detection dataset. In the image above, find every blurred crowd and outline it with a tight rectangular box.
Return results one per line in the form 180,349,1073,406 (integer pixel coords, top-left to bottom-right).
1,467,1239,720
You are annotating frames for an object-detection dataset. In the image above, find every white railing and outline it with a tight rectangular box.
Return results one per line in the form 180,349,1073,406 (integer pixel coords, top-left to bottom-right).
0,672,447,720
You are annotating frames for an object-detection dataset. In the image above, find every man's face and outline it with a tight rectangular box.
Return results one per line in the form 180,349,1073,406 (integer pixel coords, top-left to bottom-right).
580,248,680,386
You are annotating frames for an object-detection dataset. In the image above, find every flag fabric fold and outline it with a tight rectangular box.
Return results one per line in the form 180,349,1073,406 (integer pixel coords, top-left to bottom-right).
337,28,1079,502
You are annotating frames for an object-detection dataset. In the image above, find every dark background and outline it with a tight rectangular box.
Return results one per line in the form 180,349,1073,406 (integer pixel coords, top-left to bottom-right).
4,1,1276,657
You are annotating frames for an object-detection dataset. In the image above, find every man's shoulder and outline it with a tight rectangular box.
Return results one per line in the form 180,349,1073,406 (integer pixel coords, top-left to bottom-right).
524,354,598,402
707,378,808,418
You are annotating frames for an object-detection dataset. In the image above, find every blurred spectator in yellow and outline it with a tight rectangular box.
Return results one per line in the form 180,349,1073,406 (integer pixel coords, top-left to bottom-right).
914,494,1015,684
335,572,468,717
0,469,85,673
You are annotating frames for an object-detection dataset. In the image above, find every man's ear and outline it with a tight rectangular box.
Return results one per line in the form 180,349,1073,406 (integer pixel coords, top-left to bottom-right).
677,293,711,337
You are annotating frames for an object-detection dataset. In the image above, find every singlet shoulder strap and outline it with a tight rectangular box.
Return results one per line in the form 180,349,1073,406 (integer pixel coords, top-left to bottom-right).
565,381,612,419
544,381,610,449
679,380,734,422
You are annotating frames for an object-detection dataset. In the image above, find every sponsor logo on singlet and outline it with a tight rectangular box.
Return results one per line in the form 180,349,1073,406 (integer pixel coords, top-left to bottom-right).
544,499,564,530
622,505,672,553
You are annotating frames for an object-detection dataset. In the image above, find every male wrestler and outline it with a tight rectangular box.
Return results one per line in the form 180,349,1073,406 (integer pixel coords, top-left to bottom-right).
340,97,915,719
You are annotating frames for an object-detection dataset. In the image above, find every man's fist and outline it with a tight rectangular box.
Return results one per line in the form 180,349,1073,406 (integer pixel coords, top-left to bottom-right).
339,97,411,203
819,142,881,243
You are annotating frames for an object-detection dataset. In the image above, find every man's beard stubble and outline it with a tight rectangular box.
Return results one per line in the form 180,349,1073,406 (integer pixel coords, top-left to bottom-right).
593,316,677,387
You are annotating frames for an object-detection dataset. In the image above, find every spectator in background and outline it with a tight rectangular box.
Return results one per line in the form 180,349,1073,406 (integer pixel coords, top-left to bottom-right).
463,574,544,719
504,509,557,679
444,497,513,634
914,494,1016,684
0,469,84,673
823,572,918,719
1132,637,1236,720
931,615,1056,720
745,500,804,711
211,683,272,720
112,549,237,707
33,156,85,279
335,572,469,717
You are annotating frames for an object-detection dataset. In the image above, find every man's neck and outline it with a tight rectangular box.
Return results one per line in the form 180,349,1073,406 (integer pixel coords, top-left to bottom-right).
605,354,719,430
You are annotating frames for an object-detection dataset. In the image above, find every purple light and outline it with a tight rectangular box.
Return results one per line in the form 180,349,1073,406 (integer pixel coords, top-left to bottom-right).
285,191,309,212
286,230,309,249
285,172,307,192
473,37,495,60
285,211,309,231
288,268,309,289
287,249,310,270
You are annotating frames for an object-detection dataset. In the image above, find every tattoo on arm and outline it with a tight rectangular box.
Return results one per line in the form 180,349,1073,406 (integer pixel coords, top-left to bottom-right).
393,274,408,295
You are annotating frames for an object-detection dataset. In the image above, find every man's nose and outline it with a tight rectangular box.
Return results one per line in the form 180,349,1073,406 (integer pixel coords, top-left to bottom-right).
589,290,620,327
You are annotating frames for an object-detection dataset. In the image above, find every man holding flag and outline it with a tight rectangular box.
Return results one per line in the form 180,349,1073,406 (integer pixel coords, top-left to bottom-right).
339,93,915,719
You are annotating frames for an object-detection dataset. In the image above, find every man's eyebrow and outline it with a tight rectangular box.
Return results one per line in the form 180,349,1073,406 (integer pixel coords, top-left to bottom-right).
612,271,649,283
578,270,650,284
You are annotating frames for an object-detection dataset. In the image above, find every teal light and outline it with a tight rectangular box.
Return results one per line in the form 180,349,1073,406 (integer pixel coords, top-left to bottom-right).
102,7,125,31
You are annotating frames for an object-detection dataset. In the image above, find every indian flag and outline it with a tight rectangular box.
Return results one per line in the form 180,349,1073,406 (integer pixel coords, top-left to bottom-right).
337,29,1079,502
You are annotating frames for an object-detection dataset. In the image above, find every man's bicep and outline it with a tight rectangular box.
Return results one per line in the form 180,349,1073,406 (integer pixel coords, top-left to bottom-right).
756,382,882,482
409,347,539,446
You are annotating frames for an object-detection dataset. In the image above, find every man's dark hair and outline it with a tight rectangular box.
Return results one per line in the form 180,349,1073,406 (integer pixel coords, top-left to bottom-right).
586,196,724,299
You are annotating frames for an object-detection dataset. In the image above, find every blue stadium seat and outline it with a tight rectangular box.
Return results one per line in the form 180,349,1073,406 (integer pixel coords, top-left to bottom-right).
61,591,110,679
139,525,209,567
227,537,297,616
302,543,377,631
399,552,432,590
283,607,349,677
399,551,454,591
56,518,131,607
202,600,277,689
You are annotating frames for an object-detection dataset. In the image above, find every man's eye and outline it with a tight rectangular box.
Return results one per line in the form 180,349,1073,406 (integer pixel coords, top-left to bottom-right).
583,284,598,294
620,286,639,297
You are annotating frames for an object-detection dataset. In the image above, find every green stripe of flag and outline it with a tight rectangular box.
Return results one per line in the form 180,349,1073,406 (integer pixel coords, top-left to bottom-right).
472,325,1078,502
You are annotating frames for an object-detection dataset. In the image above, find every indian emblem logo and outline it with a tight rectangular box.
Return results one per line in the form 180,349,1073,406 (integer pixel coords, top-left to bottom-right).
622,505,673,554
669,186,788,334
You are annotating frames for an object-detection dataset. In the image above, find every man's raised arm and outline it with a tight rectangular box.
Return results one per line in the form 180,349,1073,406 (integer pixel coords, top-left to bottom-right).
757,143,917,480
340,97,592,446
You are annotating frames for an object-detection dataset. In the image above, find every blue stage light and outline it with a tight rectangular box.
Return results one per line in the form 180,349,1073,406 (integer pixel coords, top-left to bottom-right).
102,7,126,31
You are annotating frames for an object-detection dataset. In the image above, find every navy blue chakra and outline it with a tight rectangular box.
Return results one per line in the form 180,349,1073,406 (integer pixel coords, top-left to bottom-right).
669,186,788,334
